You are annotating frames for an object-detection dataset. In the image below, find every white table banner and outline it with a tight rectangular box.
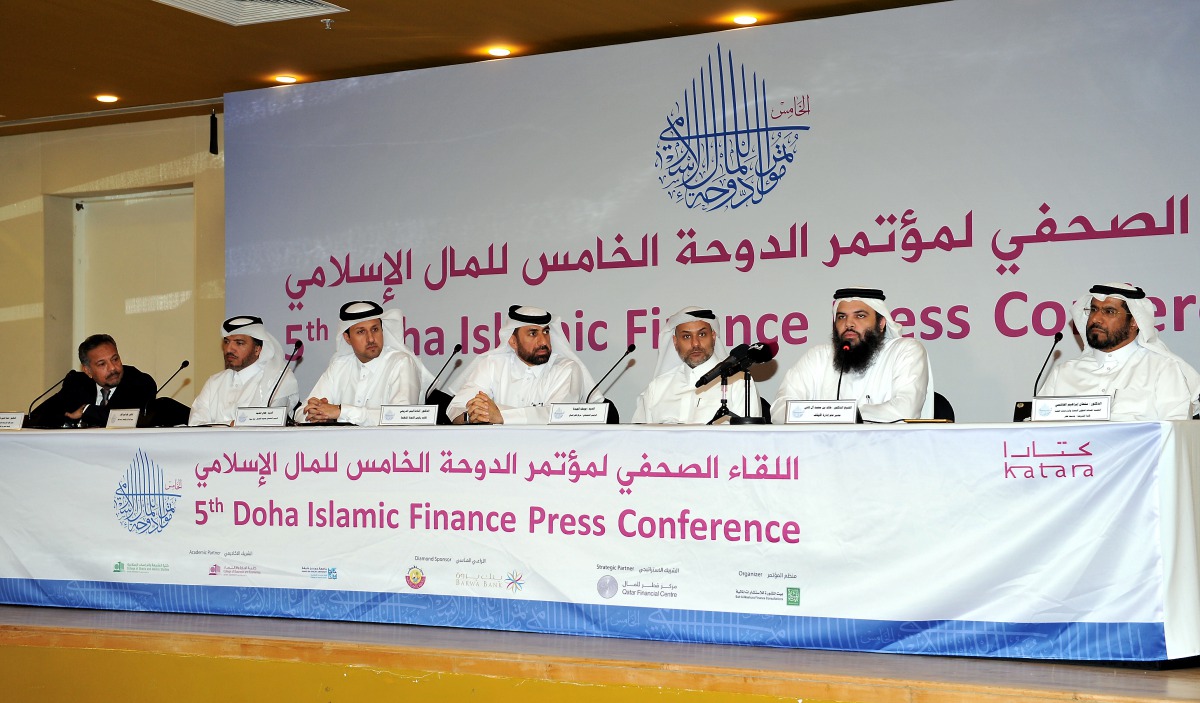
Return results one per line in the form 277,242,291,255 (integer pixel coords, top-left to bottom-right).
0,422,1190,661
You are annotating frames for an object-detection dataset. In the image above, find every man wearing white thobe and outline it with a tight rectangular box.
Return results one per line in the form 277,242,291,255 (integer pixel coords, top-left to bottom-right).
448,305,597,425
1039,282,1200,420
772,287,934,423
189,315,299,425
633,306,761,424
296,301,434,426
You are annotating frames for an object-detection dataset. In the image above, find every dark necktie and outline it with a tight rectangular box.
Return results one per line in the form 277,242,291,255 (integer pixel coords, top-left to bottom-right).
100,388,111,407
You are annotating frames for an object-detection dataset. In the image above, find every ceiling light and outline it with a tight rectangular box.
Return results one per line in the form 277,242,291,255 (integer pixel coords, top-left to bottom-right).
733,15,758,25
96,95,119,103
487,47,511,57
274,75,298,84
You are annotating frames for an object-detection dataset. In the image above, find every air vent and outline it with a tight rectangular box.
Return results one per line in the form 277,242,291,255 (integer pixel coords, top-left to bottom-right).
154,0,347,27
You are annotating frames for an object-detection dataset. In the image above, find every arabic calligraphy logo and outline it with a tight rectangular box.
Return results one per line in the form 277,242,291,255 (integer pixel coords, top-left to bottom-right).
209,564,221,576
504,571,525,592
114,449,180,534
657,44,810,211
405,566,426,589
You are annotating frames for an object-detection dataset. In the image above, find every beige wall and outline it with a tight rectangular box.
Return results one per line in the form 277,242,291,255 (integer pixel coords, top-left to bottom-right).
0,115,225,411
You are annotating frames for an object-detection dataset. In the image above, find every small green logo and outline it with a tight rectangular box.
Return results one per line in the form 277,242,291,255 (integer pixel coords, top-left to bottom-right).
113,562,124,573
786,587,800,606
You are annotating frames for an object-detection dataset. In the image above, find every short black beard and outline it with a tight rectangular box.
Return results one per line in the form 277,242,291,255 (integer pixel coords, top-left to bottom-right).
832,324,885,373
517,346,551,366
1086,321,1133,351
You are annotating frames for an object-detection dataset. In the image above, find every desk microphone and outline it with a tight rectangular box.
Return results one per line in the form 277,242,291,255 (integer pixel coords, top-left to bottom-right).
746,342,775,364
268,341,302,406
583,344,635,402
1032,332,1064,396
156,360,189,394
26,375,66,419
836,345,849,400
425,343,463,403
694,343,771,388
695,344,750,387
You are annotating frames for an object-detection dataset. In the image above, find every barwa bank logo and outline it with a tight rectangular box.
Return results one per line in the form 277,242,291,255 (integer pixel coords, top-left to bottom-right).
113,449,180,534
657,44,810,212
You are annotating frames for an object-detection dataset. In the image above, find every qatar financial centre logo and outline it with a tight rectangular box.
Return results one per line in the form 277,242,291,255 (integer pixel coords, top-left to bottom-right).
657,44,810,212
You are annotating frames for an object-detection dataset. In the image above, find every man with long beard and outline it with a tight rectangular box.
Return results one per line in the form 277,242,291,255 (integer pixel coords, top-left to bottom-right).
1039,283,1200,420
771,287,934,423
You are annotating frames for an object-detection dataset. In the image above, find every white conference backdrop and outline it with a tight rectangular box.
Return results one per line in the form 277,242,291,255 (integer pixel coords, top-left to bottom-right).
225,0,1200,423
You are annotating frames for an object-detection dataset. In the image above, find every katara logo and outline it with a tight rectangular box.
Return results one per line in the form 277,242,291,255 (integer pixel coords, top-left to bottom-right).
657,44,810,211
114,449,180,534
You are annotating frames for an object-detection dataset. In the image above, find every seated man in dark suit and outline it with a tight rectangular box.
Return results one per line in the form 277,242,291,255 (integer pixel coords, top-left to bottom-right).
29,333,157,428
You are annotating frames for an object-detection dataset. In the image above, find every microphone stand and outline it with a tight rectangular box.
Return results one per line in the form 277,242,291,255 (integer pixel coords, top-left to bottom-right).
730,369,765,425
706,357,765,426
24,375,66,428
155,360,190,394
583,343,635,403
268,341,302,426
707,371,735,425
425,343,462,425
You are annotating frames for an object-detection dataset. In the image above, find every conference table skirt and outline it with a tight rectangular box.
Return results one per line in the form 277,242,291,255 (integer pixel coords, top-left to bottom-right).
1,421,1197,661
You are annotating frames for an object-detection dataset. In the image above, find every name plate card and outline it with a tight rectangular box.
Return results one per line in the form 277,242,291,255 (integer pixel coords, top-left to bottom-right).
0,413,24,430
549,403,609,424
106,409,141,428
784,400,858,424
1031,395,1112,422
379,405,438,426
236,406,288,427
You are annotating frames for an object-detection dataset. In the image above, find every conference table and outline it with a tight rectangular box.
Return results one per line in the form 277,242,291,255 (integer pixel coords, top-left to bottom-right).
1,420,1197,662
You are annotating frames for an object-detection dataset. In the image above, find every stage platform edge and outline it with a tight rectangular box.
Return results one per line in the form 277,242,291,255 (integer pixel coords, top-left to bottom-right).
2,606,1200,703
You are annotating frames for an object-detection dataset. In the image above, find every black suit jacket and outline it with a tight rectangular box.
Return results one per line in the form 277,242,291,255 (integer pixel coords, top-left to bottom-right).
29,365,157,428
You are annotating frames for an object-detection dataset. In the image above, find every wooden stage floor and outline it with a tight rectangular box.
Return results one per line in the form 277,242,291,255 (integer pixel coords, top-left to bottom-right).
2,604,1199,702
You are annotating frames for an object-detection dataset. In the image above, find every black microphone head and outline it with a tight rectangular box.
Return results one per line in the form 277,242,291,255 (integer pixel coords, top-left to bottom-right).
293,340,303,349
747,342,774,363
180,360,190,368
1053,331,1064,342
452,343,463,353
728,343,751,357
626,343,636,353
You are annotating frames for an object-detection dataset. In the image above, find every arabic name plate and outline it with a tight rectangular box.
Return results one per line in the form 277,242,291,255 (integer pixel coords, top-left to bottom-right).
380,405,438,426
549,403,609,425
0,412,25,430
1031,395,1111,422
106,408,140,428
236,406,288,427
785,400,857,424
